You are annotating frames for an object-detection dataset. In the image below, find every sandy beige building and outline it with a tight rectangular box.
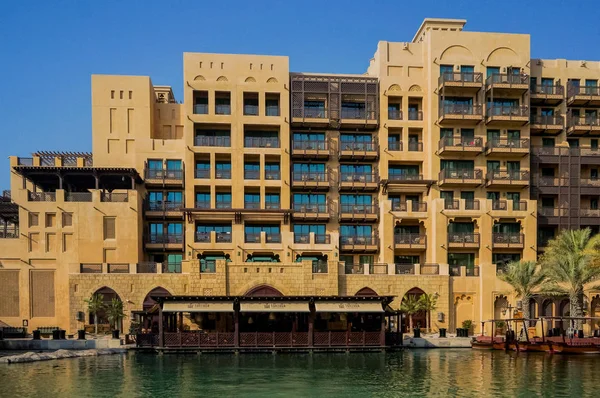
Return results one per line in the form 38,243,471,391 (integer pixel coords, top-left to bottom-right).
1,18,599,336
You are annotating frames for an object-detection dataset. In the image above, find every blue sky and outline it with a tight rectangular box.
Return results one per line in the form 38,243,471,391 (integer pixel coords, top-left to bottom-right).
1,0,599,189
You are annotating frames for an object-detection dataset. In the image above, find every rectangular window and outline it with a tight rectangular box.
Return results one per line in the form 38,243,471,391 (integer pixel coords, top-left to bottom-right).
245,193,260,209
592,139,599,150
45,213,56,228
542,138,555,147
166,159,182,170
486,66,500,77
62,212,72,227
148,159,163,170
216,193,231,209
567,139,579,148
441,191,454,206
29,212,39,227
103,217,116,240
244,162,260,180
215,92,231,115
388,134,401,150
195,192,211,209
265,193,280,209
448,253,475,269
265,163,280,180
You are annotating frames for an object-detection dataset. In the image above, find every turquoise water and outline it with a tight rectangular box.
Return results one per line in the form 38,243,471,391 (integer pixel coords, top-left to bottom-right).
1,350,599,397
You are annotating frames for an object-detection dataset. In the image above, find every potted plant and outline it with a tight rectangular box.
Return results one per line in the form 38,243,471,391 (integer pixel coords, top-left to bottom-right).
495,321,506,336
462,320,473,337
84,293,105,335
400,294,421,338
106,298,127,339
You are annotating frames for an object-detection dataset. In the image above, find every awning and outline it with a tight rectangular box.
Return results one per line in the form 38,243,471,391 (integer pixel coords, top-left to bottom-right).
240,301,310,313
162,301,234,312
315,301,384,313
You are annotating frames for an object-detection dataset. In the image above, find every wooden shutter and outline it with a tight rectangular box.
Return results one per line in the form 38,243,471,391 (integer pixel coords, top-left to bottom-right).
0,270,19,317
31,270,55,317
104,217,116,239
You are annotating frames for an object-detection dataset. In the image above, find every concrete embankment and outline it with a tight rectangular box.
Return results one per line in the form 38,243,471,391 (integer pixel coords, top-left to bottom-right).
0,348,127,364
403,336,472,348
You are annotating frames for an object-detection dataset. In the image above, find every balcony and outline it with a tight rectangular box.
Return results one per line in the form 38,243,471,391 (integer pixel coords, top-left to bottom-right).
291,107,329,127
531,146,569,161
28,191,56,202
485,105,530,126
0,226,18,239
580,178,600,195
195,231,232,244
65,192,92,202
215,201,232,210
338,141,379,160
391,201,428,215
194,136,231,147
244,170,260,180
243,104,259,116
580,209,600,225
485,73,529,92
394,263,415,275
244,201,261,210
531,176,566,195
215,104,231,115
530,84,564,105
485,138,529,156
265,170,280,180
490,200,528,212
215,170,231,179
438,169,484,186
244,137,279,148
492,233,524,249
244,233,281,244
145,233,183,249
438,136,483,156
144,169,184,186
448,233,480,248
291,172,330,190
294,233,331,245
101,192,128,202
292,203,330,221
393,234,426,250
567,84,600,106
444,199,481,212
339,107,378,128
575,148,600,165
145,201,183,217
438,72,484,91
486,170,530,187
339,236,379,252
438,104,483,125
529,115,564,135
195,201,211,210
344,263,364,275
338,173,379,191
338,204,378,222
291,140,330,159
566,115,600,135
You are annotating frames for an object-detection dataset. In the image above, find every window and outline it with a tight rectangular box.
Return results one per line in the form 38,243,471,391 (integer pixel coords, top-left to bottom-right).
195,192,211,209
45,213,56,228
591,169,598,180
293,224,326,243
148,159,163,170
440,64,454,76
507,192,521,210
441,160,474,171
167,223,183,237
567,139,579,148
541,168,555,177
265,193,280,209
389,165,420,178
493,253,520,272
388,103,401,120
103,217,116,240
448,253,475,270
196,224,232,234
62,212,72,227
441,191,454,206
493,223,520,234
216,193,231,209
448,222,474,234
340,194,372,212
244,162,260,180
293,163,326,180
167,191,182,206
215,92,231,115
265,163,280,180
340,133,373,150
408,134,420,151
487,191,500,202
340,225,372,238
195,161,210,179
244,130,279,148
293,194,326,212
541,197,555,208
244,224,280,242
304,100,326,118
487,160,500,172
542,138,555,147
341,101,366,119
243,93,259,115
265,95,280,116
194,91,208,114
591,198,599,210
29,212,39,227
592,139,599,150
486,66,500,78
165,254,182,273
244,192,260,209
215,162,231,179
394,225,419,235
388,134,401,150
461,65,474,81
166,159,181,170
195,129,231,147
293,132,326,150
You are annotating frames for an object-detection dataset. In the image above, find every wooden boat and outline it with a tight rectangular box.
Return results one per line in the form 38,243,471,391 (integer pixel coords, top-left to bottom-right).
471,336,495,350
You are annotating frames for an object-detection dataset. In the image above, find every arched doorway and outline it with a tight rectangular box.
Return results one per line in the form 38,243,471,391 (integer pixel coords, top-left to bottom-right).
559,298,570,329
88,287,122,333
355,287,378,297
402,288,426,332
244,285,283,297
494,295,508,320
143,287,171,311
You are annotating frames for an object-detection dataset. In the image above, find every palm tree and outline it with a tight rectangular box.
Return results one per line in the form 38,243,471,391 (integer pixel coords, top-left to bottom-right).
497,260,547,325
400,294,421,331
106,298,126,333
418,293,438,334
540,228,600,330
85,294,105,335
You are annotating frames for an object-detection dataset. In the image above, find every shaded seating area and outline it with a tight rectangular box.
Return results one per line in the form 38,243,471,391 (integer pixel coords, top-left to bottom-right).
136,295,396,351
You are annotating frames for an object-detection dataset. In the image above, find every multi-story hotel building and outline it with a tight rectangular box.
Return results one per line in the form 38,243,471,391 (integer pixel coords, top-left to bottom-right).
1,18,599,336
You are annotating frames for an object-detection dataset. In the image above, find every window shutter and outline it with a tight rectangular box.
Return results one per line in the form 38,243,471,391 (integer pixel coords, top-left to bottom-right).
104,217,116,240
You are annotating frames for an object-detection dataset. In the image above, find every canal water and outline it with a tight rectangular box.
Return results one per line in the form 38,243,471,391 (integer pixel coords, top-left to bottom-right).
0,349,598,397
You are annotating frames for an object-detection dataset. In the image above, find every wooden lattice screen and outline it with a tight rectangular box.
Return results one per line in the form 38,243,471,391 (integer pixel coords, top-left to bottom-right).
0,270,19,317
31,270,55,317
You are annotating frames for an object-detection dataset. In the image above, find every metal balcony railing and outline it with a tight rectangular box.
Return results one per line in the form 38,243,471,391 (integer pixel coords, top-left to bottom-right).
301,107,328,119
244,170,260,180
340,108,376,120
387,141,401,151
538,207,567,217
162,262,182,274
266,105,280,116
391,201,427,212
137,262,158,274
216,201,231,209
194,104,208,115
266,234,281,243
568,84,600,97
466,266,480,277
194,136,231,147
292,140,328,151
408,141,423,152
195,169,211,179
530,84,564,96
294,234,310,244
195,201,211,209
580,208,600,217
339,173,378,184
339,141,378,152
313,261,328,273
108,264,130,274
486,105,529,118
340,236,378,246
0,227,18,239
215,104,231,115
145,169,183,181
265,202,280,210
339,204,378,215
65,192,92,202
486,73,529,86
243,104,259,116
244,202,261,210
195,232,211,243
394,234,426,247
292,172,328,182
17,157,33,166
148,201,181,212
388,173,423,182
438,136,483,151
245,233,261,243
408,110,423,120
244,137,279,148
439,168,483,182
485,138,530,151
147,234,183,244
439,71,483,85
345,263,364,274
265,170,280,180
439,104,483,117
486,170,530,183
448,233,480,246
492,233,524,246
315,234,330,244
292,203,328,213
388,109,402,120
449,265,461,276
530,114,564,126
201,261,216,273
80,264,102,274
215,170,231,179
395,263,415,275
567,115,600,128
216,232,232,243
28,191,56,202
